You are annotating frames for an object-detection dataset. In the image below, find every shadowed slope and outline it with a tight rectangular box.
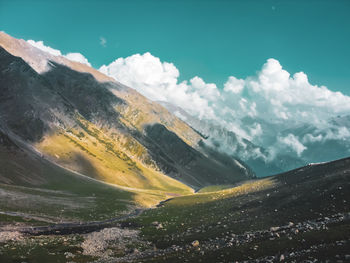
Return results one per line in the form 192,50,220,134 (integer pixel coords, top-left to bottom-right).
144,124,253,188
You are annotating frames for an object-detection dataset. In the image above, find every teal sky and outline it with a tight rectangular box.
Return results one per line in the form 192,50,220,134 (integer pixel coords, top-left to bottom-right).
1,0,350,95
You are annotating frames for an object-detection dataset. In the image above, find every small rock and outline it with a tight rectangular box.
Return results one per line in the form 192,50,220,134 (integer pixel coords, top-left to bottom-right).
64,252,75,258
270,226,280,232
191,240,200,247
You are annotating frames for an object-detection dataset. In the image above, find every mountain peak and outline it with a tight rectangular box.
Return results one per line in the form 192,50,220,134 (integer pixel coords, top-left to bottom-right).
0,31,113,82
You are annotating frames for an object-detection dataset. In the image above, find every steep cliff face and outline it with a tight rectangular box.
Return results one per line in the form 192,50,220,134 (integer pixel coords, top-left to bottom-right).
0,32,254,191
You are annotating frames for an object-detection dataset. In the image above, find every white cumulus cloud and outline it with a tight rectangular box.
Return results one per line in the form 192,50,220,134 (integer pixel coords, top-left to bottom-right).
278,134,307,156
224,76,245,94
99,52,218,119
99,52,350,162
64,53,91,66
222,59,350,126
27,40,91,66
27,40,62,56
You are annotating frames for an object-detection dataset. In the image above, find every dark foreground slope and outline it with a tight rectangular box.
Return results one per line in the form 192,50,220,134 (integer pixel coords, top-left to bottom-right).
1,158,348,262
123,157,350,262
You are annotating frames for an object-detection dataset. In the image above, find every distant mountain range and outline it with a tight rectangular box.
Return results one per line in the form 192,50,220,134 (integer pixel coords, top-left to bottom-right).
158,101,305,177
159,100,350,177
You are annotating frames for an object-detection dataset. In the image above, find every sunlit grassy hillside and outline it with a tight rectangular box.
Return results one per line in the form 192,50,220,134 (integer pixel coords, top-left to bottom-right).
36,115,192,194
0,129,191,224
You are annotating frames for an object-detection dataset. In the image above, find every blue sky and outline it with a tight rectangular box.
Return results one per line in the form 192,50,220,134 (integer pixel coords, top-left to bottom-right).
1,0,349,95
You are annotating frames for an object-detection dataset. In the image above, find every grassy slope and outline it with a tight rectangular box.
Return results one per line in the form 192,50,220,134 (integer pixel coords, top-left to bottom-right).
34,114,192,194
0,130,191,224
126,158,350,262
0,149,131,224
134,179,277,244
110,86,201,148
197,184,239,193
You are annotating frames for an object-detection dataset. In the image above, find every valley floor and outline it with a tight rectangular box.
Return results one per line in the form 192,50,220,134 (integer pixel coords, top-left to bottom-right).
0,158,350,263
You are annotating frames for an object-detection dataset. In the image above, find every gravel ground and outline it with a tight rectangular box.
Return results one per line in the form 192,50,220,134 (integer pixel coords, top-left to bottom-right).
82,227,140,257
0,231,23,243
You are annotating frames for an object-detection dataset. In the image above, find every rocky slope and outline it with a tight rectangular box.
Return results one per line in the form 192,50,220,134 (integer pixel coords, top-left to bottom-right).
120,157,350,262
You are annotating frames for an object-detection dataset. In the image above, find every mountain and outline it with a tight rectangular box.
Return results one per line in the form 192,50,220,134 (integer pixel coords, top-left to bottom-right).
0,31,253,195
159,101,306,177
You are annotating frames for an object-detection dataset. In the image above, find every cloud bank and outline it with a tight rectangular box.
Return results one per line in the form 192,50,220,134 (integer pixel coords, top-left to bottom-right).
99,53,350,158
99,52,219,119
27,40,91,66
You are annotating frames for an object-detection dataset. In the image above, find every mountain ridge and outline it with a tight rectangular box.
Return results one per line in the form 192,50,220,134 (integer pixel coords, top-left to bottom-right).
0,32,254,194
